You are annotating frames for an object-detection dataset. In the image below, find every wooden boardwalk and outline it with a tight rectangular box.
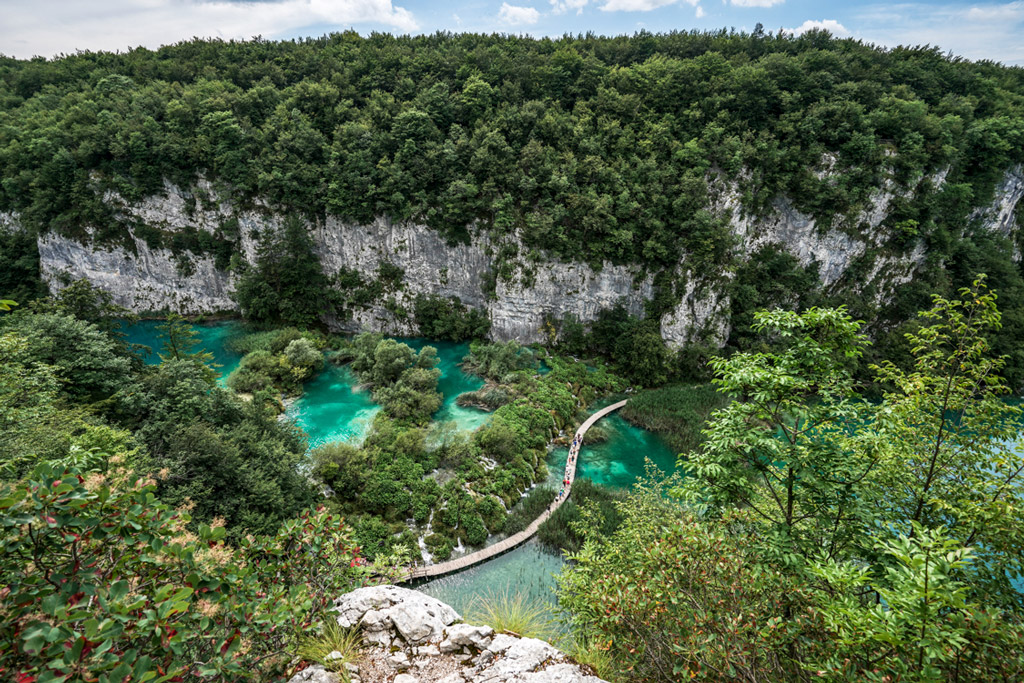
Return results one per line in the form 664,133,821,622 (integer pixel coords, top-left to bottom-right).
398,399,628,582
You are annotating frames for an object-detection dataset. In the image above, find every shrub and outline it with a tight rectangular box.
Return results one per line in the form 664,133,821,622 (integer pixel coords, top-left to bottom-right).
424,533,454,561
461,341,537,381
0,458,371,682
414,294,491,341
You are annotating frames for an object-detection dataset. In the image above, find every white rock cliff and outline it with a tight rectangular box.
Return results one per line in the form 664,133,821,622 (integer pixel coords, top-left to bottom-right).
30,166,1024,346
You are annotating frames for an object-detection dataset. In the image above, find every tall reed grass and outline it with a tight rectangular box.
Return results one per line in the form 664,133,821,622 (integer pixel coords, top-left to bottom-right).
621,384,729,454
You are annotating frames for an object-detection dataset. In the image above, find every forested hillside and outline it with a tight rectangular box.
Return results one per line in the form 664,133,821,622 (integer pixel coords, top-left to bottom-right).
2,30,1024,378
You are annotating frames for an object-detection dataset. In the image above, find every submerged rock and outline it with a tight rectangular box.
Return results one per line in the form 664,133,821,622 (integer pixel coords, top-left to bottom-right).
291,585,606,683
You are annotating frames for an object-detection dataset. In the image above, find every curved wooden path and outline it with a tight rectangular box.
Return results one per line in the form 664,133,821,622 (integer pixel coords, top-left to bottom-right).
398,399,627,583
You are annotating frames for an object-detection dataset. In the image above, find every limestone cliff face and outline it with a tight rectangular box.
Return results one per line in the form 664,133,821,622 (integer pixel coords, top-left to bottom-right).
315,218,651,343
31,166,1024,346
973,164,1024,239
37,228,236,314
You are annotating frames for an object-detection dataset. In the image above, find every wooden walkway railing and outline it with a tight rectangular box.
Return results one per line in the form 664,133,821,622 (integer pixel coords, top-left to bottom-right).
398,399,628,582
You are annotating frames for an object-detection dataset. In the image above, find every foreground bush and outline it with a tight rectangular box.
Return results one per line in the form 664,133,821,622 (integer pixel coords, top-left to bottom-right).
0,455,377,682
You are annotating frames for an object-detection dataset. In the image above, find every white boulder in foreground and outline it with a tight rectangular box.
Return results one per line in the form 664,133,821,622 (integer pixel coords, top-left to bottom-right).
289,585,607,683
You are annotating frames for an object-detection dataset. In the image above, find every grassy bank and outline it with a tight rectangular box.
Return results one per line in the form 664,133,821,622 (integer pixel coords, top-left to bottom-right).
620,384,730,455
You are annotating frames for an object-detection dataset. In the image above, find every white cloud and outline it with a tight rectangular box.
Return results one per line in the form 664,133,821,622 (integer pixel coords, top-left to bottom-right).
965,1,1024,21
498,2,541,24
599,0,698,12
0,0,418,58
695,4,706,17
784,19,851,36
550,0,590,15
730,0,784,7
854,2,1024,65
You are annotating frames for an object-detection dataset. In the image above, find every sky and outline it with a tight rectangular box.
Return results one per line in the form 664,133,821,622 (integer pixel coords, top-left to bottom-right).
2,0,1024,66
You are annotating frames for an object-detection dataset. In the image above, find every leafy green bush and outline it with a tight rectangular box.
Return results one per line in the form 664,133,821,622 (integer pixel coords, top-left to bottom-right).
347,333,442,424
461,340,538,381
0,459,370,682
424,532,454,561
414,294,491,341
226,335,323,395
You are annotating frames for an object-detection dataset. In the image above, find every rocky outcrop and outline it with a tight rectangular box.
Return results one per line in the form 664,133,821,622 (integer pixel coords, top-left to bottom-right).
972,164,1024,238
289,585,606,683
315,218,651,343
660,273,730,347
30,165,1024,346
37,229,236,314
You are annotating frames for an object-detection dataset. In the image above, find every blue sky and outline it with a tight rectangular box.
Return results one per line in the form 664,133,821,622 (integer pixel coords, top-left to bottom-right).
3,1,1024,65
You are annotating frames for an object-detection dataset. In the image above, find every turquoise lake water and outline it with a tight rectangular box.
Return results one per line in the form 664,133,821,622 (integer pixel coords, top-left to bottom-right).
288,337,492,446
546,412,678,491
399,337,491,433
118,319,244,385
120,321,493,445
119,319,683,608
414,539,567,616
286,364,381,447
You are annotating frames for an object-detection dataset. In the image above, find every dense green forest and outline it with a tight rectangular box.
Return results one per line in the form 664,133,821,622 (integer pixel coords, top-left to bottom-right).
2,30,1024,385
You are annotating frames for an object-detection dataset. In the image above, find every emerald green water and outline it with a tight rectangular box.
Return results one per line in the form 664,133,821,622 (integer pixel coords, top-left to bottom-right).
399,338,491,433
286,364,381,447
118,319,244,386
119,319,680,607
120,322,492,446
546,413,678,491
288,338,490,447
